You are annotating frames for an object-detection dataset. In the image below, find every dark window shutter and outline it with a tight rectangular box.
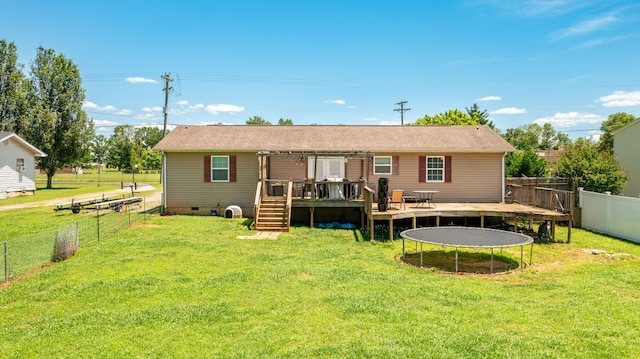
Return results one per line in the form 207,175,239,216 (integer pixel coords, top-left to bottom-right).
445,155,452,183
419,156,426,183
204,156,211,182
229,155,236,182
392,156,399,175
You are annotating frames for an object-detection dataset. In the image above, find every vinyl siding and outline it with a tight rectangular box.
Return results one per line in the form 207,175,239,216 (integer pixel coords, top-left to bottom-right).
164,152,258,215
615,120,640,197
0,137,37,197
367,152,504,202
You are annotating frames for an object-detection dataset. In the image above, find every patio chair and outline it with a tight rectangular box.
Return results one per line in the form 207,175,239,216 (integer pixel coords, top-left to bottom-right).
389,190,405,210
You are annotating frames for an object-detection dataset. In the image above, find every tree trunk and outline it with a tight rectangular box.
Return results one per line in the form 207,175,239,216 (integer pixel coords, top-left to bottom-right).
46,172,53,189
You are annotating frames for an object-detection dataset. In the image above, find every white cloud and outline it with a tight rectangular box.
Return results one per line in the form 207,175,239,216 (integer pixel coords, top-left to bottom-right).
177,100,189,106
142,106,163,112
134,113,160,120
126,77,157,84
378,120,401,125
205,104,245,115
490,107,528,115
534,112,605,127
114,109,133,115
553,14,619,39
363,117,378,121
189,104,205,111
324,99,346,105
476,96,502,101
83,101,117,112
92,119,119,126
597,90,640,107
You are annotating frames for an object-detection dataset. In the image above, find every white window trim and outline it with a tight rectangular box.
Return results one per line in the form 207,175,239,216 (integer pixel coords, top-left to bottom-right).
426,156,445,183
211,155,230,182
373,156,392,175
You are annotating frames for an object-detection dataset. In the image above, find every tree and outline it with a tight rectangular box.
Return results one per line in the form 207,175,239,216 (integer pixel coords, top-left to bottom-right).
107,125,164,171
465,103,495,129
0,40,28,133
26,47,94,188
502,123,570,151
505,150,548,177
414,109,479,126
246,116,271,125
278,118,293,125
598,112,636,153
555,138,627,194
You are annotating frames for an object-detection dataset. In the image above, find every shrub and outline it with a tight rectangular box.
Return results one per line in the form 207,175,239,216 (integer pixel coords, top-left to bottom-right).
51,227,77,262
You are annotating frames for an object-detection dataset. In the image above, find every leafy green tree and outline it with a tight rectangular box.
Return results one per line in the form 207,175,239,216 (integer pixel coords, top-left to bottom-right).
465,103,495,129
246,116,271,125
278,118,293,125
502,123,570,151
414,109,479,126
506,150,548,177
598,112,636,153
107,125,136,170
26,47,94,188
0,40,28,133
107,125,164,171
555,138,627,194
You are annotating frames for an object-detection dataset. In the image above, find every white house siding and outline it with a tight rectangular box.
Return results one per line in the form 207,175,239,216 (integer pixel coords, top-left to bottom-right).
164,152,259,216
367,152,504,203
0,137,37,198
614,120,640,197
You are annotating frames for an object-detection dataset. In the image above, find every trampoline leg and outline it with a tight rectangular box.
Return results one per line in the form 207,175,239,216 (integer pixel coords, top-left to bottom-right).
455,248,459,273
490,248,494,274
530,243,533,266
520,245,524,268
402,238,405,260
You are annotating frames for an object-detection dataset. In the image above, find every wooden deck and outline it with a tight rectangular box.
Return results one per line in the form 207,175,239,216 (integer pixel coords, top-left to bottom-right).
370,201,572,243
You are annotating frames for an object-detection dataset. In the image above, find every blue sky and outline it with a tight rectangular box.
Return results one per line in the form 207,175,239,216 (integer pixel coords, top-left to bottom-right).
2,0,640,138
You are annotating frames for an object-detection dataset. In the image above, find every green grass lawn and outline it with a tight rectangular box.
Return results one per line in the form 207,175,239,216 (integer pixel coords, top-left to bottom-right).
1,216,639,358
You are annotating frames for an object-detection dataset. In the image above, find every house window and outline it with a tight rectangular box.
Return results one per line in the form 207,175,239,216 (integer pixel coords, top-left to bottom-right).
211,156,229,182
427,156,444,182
308,157,345,180
373,156,392,175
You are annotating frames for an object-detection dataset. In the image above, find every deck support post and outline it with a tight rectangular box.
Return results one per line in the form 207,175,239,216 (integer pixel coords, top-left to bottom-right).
436,216,440,227
551,220,556,241
480,215,485,228
389,218,394,242
310,207,314,227
567,219,572,243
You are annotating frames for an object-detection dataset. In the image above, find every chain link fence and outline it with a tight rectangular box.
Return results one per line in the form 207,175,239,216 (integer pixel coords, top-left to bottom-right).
3,199,157,283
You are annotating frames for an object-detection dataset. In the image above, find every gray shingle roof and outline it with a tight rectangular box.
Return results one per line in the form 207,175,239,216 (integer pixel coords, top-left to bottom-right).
154,125,514,153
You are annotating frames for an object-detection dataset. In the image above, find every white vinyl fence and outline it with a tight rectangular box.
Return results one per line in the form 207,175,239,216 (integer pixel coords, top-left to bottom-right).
579,188,640,243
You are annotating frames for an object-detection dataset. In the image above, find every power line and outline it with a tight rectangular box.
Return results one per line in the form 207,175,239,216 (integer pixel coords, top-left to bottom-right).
394,101,411,125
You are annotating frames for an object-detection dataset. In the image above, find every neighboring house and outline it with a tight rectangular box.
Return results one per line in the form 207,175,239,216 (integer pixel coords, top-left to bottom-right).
613,118,640,197
154,125,515,226
0,132,47,199
536,149,565,164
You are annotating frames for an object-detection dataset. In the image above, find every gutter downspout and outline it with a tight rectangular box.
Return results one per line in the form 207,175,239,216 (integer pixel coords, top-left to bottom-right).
161,151,167,214
501,152,506,203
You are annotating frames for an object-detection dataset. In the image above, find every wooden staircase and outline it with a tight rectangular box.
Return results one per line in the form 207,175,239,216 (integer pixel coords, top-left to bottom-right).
255,197,290,231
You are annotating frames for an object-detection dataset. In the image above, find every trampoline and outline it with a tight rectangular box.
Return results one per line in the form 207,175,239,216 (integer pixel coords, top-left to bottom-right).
400,226,534,273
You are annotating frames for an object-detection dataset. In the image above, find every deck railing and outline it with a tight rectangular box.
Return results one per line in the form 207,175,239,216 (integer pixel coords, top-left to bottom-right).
264,178,365,201
507,183,574,213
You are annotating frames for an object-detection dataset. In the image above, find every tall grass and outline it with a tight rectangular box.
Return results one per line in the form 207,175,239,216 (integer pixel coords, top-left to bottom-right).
1,216,639,358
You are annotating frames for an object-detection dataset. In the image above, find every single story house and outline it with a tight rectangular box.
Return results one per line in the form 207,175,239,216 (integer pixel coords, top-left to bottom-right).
154,125,515,229
0,131,47,199
613,117,640,197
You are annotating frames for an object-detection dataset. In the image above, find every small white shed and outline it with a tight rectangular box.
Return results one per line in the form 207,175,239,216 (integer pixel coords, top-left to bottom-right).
0,132,47,199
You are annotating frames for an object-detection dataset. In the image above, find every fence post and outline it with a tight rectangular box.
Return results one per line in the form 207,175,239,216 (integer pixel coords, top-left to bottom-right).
4,241,7,283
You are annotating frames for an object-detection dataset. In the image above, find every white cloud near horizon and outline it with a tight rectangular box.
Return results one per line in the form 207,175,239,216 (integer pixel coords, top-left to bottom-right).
553,14,620,39
534,112,605,127
324,99,346,105
490,107,527,115
126,77,157,84
362,117,378,121
92,119,119,126
378,120,401,125
597,90,640,107
142,106,163,112
205,104,245,115
476,96,502,101
177,100,189,106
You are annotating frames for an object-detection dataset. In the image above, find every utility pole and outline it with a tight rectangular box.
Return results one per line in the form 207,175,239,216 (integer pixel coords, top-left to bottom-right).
161,73,173,137
394,101,411,125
